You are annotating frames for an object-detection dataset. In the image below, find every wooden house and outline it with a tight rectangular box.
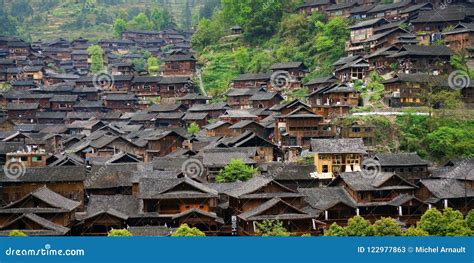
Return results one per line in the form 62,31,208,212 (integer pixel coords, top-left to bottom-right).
366,1,413,20
182,112,208,127
188,103,230,119
50,95,78,111
248,92,284,109
222,177,323,235
0,166,86,207
339,121,376,147
204,121,233,137
270,62,308,89
411,8,469,34
0,186,80,235
334,57,369,81
155,112,185,128
144,130,186,161
7,103,39,124
297,0,333,16
131,76,161,101
306,77,339,95
345,18,390,55
163,53,196,76
36,111,67,124
138,177,222,235
310,138,367,180
325,2,360,18
231,73,272,89
103,93,138,112
325,172,425,224
442,22,474,53
274,107,334,147
373,152,430,182
416,179,474,214
159,76,194,101
225,88,262,109
388,45,453,74
177,93,211,109
382,73,443,107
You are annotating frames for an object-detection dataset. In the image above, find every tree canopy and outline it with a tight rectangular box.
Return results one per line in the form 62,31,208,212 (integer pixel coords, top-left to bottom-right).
171,224,206,237
215,159,257,183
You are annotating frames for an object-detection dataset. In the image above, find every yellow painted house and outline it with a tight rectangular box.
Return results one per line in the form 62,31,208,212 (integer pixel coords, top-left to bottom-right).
310,138,367,180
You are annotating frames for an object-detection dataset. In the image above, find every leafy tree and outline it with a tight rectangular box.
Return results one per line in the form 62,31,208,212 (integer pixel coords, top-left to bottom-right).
255,220,290,236
403,226,428,236
171,224,206,236
150,7,175,31
9,230,27,237
345,216,374,236
191,16,225,50
108,229,132,236
87,45,104,73
466,210,474,231
324,223,346,236
430,90,463,110
127,12,153,30
373,217,403,236
418,208,446,236
445,219,472,236
113,18,127,38
132,58,147,72
215,159,257,183
147,56,160,74
187,122,200,135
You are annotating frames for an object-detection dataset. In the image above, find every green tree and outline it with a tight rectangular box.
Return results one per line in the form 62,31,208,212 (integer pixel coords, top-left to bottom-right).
215,159,257,183
373,217,403,236
113,18,127,38
171,224,206,236
324,223,346,236
108,229,132,236
187,122,200,135
87,45,104,73
127,12,153,30
466,210,474,231
418,208,446,236
132,58,146,72
345,216,374,236
403,226,428,236
147,56,160,74
9,230,27,237
255,220,290,236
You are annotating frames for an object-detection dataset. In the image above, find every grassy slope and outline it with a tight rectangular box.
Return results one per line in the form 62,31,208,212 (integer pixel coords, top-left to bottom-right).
8,0,205,41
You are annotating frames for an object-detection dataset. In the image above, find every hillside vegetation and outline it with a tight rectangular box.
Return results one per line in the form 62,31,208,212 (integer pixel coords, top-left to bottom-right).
0,0,219,41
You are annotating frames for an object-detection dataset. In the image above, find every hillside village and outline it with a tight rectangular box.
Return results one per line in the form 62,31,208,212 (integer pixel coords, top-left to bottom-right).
0,0,473,236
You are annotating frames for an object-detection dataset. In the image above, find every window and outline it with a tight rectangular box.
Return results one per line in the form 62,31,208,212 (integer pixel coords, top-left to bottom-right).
168,85,175,91
322,165,329,173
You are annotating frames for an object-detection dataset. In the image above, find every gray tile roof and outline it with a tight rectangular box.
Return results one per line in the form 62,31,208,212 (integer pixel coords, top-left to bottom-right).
310,138,367,154
374,153,429,166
